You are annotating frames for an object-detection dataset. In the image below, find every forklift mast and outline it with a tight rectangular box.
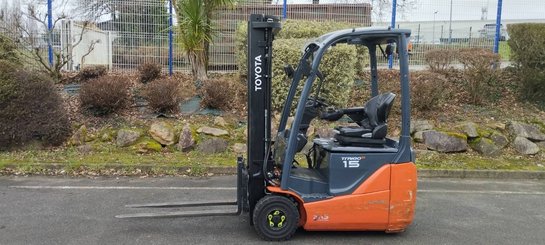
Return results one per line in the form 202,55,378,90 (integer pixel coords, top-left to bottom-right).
246,14,281,219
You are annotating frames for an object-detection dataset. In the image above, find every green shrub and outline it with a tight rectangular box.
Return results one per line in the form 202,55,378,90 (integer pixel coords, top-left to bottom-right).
508,23,545,69
0,61,71,149
267,39,358,111
235,20,367,80
236,20,364,111
143,78,181,113
507,23,545,102
138,62,162,84
79,76,131,115
518,67,545,101
0,34,20,64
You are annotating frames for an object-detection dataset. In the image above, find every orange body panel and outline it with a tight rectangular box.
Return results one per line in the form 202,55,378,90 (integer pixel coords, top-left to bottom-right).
303,190,390,231
387,163,418,232
352,164,391,194
268,163,417,232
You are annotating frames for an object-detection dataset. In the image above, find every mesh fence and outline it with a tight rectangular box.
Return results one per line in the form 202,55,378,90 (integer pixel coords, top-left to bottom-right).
1,0,544,72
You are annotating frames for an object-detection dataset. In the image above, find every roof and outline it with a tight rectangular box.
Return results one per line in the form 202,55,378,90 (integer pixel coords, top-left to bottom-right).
307,27,412,49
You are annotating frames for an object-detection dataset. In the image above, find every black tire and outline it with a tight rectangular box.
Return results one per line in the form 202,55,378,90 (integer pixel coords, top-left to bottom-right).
252,195,300,241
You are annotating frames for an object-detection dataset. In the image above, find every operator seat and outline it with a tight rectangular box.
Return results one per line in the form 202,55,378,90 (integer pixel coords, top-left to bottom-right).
334,92,396,147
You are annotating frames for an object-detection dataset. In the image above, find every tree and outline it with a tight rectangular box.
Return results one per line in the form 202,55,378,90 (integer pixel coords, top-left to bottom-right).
371,0,416,23
0,0,98,80
173,0,234,80
175,0,210,81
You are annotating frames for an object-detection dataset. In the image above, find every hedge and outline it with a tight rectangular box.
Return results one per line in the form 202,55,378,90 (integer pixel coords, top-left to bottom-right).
0,34,20,64
236,20,366,111
268,38,357,111
0,60,71,149
507,23,545,101
507,23,545,69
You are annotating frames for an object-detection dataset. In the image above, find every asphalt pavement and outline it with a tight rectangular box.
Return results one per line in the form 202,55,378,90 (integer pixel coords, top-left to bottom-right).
1,176,544,245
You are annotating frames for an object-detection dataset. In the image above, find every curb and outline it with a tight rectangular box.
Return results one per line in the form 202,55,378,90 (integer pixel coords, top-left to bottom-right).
417,169,545,180
2,163,545,179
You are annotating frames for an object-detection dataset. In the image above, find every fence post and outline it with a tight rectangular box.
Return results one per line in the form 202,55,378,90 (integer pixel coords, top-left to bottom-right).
169,0,174,76
417,24,420,43
493,0,503,54
282,0,287,19
47,0,53,67
388,0,397,69
468,26,472,45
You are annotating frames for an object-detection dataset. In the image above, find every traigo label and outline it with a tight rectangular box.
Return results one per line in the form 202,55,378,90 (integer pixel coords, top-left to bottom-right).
341,156,361,168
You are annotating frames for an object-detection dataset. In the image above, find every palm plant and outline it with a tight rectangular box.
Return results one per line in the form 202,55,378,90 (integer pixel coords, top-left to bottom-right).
176,0,211,81
175,0,234,81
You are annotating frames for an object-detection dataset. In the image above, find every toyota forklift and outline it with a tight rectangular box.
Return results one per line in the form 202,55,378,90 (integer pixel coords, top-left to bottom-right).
117,14,417,241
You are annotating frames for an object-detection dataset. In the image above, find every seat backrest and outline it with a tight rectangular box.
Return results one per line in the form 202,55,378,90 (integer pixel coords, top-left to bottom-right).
363,92,396,128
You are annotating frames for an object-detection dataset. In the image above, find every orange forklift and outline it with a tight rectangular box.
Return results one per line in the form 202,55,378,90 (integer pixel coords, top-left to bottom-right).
118,14,417,241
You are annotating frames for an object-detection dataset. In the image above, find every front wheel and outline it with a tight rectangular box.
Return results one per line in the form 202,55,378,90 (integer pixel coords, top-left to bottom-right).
252,195,300,241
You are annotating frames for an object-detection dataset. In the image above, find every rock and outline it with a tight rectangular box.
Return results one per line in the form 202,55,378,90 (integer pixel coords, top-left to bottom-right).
116,129,141,147
508,121,545,141
423,130,467,153
149,121,177,146
197,126,229,137
70,125,87,146
135,139,162,153
316,127,336,139
490,133,509,149
537,141,545,150
233,143,247,154
77,144,93,154
463,122,479,138
471,138,501,157
85,133,97,142
214,116,227,127
488,122,506,131
411,120,433,135
197,138,229,154
513,136,540,155
176,125,195,152
413,130,431,143
101,132,113,142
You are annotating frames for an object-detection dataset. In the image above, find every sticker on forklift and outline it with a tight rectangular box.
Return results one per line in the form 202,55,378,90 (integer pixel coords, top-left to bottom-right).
254,55,263,91
341,156,361,168
312,214,329,222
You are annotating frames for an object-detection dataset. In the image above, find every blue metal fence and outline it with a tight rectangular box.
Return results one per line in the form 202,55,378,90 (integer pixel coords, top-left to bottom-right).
8,0,541,74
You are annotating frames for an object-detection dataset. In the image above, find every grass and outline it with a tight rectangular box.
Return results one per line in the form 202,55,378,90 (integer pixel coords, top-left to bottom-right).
417,151,544,171
1,144,544,176
0,148,236,166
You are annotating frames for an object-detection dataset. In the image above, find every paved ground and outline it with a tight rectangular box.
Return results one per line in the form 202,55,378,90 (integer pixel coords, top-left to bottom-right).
0,176,544,245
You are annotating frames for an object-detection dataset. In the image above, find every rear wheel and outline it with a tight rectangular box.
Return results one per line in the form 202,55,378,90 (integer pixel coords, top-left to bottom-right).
252,195,300,241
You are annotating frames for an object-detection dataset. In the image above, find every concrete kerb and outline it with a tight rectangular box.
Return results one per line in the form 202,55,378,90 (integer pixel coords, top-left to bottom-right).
2,163,545,179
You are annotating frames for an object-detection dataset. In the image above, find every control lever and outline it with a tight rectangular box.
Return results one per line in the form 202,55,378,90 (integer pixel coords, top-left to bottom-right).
320,108,344,121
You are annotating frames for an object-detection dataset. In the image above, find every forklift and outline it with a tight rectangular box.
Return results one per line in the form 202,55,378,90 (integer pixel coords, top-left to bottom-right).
117,14,417,241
